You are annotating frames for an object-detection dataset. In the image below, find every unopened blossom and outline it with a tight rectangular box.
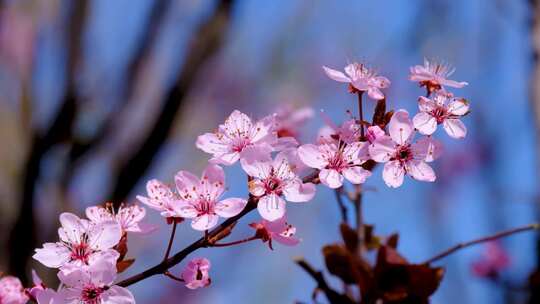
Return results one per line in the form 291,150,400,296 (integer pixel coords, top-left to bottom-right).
33,212,121,269
316,118,362,145
413,94,470,139
174,164,247,231
249,216,300,250
366,125,385,144
409,59,468,92
274,104,314,140
323,63,390,100
136,179,183,219
0,276,28,304
241,151,316,221
369,110,441,188
26,270,46,301
86,203,156,234
298,141,371,189
196,110,282,165
181,258,211,290
471,242,510,278
52,259,135,304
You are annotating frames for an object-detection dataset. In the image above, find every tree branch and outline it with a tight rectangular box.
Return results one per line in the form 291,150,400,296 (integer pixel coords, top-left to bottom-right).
423,223,540,264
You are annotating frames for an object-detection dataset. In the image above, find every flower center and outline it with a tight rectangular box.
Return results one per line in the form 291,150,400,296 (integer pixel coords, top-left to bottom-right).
263,176,283,195
431,106,448,124
195,199,215,216
82,285,104,304
327,153,347,172
68,233,92,264
394,145,413,162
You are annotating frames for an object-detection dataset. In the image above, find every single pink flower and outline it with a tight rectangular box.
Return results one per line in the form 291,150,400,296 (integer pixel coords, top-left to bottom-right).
174,164,247,231
196,110,283,165
298,141,371,189
136,179,183,219
0,276,28,304
409,59,468,92
413,94,470,139
323,63,390,100
241,151,316,221
54,259,135,304
86,203,157,234
471,242,510,278
369,110,441,188
33,213,121,269
249,216,300,250
274,104,314,140
181,258,211,290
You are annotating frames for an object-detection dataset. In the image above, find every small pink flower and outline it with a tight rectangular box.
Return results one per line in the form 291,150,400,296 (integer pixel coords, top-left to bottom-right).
241,151,316,221
136,179,183,219
471,242,510,278
86,203,157,234
33,213,121,269
323,63,390,100
413,94,470,139
274,104,314,140
54,259,135,304
249,216,300,250
0,276,28,304
174,164,247,231
409,59,468,92
369,110,441,188
181,258,211,290
196,110,282,165
298,141,371,189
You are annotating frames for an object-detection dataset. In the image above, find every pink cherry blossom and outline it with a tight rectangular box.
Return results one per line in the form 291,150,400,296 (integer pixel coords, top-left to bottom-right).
0,276,28,304
241,152,316,221
174,164,247,231
33,212,121,269
249,216,300,250
298,141,371,189
53,259,135,304
136,179,183,219
369,110,441,188
316,117,362,145
413,94,470,139
274,104,314,140
471,242,510,278
86,203,157,234
181,258,211,290
323,63,390,100
196,110,281,165
409,59,468,92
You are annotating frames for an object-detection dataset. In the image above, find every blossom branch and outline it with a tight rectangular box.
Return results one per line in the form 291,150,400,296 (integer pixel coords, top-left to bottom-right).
334,188,348,223
209,236,258,247
163,271,184,283
116,170,320,287
163,222,178,261
424,223,540,264
357,91,365,139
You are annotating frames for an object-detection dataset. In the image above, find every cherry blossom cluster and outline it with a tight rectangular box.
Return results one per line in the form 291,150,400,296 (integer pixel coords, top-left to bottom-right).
0,58,471,304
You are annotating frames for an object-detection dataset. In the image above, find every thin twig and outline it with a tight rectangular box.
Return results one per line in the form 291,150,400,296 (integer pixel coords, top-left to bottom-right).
423,223,540,264
357,91,365,139
210,236,258,247
354,185,364,255
334,188,348,223
164,271,184,282
163,221,178,261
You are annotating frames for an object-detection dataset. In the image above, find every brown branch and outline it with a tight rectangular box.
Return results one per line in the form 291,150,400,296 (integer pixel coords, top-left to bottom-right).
109,0,234,207
334,188,348,223
163,221,178,261
210,236,258,247
294,258,355,304
116,170,319,287
423,223,540,264
8,0,89,283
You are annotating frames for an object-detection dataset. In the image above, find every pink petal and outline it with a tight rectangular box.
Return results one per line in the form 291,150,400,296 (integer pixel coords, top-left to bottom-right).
223,110,253,135
367,87,385,100
273,234,300,246
319,169,344,189
412,136,443,162
173,200,198,218
195,133,228,154
322,66,351,83
413,112,437,135
382,160,405,188
298,144,327,169
248,179,266,197
58,213,85,243
372,76,390,88
89,221,122,251
191,214,219,231
33,243,70,268
251,115,276,143
240,158,272,179
212,151,240,165
343,141,370,164
257,194,286,221
443,119,467,139
342,166,371,184
406,160,436,182
388,110,414,145
440,78,468,88
283,180,316,202
418,96,436,112
215,198,247,218
200,164,225,200
369,136,396,162
175,170,200,201
104,286,136,304
447,98,469,116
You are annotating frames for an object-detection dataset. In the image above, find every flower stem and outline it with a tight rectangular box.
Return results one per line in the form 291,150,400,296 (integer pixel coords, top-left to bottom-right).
357,91,365,140
354,185,364,255
210,236,258,247
164,271,184,282
334,188,348,223
163,221,177,261
423,223,540,264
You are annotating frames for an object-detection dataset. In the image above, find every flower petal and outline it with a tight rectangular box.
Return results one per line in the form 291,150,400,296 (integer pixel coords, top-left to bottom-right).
382,160,405,188
443,119,467,139
342,166,371,184
195,133,228,154
103,286,136,304
388,110,414,145
369,136,396,162
447,98,470,116
298,144,327,169
322,66,351,83
413,112,437,135
283,180,316,202
191,214,219,231
33,243,70,268
215,198,247,218
257,194,286,221
406,160,436,182
319,169,344,189
175,170,200,201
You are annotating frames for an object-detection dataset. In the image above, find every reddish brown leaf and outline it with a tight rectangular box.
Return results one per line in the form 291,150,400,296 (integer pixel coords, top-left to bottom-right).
339,223,358,253
117,258,135,273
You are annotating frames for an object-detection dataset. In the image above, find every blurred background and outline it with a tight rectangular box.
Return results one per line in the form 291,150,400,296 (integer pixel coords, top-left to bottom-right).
0,0,538,303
